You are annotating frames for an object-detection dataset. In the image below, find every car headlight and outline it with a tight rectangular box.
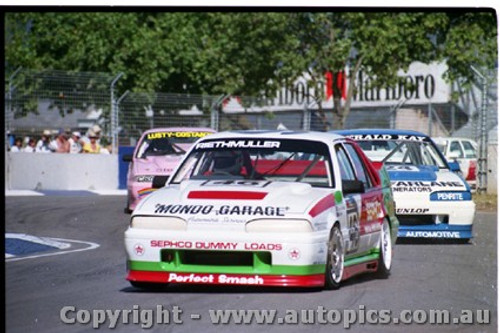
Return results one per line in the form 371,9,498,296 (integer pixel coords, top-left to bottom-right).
245,219,313,233
134,175,155,183
131,216,187,230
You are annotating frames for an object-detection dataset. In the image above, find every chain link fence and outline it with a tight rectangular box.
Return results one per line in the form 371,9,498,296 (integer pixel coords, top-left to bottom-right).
5,68,498,192
5,68,118,151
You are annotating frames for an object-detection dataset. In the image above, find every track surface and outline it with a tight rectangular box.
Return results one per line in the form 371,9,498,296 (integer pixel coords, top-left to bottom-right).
5,195,497,332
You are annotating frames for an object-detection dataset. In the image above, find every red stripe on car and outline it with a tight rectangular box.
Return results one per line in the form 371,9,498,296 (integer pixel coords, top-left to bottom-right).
188,191,268,200
309,194,335,218
127,270,325,287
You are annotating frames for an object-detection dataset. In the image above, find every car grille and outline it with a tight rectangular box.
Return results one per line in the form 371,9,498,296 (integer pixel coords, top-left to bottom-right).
398,214,449,226
161,249,271,268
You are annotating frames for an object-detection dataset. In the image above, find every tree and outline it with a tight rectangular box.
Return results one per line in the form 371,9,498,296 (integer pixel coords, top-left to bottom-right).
282,10,497,130
5,10,498,127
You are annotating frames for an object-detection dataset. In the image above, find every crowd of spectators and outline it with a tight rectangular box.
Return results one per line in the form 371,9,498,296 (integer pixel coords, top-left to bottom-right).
7,125,113,154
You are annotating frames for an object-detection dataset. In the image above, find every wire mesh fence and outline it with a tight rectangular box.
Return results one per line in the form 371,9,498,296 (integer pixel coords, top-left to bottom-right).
5,68,497,192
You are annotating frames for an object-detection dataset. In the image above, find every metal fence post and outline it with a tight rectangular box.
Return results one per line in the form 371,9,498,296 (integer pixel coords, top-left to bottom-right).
211,94,229,131
110,72,124,154
470,66,489,194
116,90,129,146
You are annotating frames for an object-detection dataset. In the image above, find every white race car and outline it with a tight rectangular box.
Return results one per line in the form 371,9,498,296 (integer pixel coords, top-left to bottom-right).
336,129,476,241
125,131,399,289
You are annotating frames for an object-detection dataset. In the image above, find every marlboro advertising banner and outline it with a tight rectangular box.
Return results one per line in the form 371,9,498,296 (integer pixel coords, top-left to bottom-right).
222,62,450,113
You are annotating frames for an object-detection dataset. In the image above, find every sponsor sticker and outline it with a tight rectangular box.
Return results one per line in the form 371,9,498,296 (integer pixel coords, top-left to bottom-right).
150,240,283,251
404,231,461,238
146,131,213,140
154,204,287,217
195,140,281,150
167,273,264,285
346,134,428,142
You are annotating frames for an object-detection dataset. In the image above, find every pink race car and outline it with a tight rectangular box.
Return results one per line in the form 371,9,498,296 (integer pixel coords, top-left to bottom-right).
123,127,216,212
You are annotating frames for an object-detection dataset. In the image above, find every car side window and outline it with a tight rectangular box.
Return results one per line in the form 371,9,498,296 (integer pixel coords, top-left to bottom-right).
462,141,477,158
335,144,356,181
344,143,373,189
449,141,464,158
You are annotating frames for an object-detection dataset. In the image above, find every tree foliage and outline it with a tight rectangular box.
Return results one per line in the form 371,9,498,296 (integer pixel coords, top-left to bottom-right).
5,10,498,128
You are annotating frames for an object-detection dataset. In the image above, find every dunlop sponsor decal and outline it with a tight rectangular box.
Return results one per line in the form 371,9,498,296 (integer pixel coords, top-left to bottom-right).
396,208,430,214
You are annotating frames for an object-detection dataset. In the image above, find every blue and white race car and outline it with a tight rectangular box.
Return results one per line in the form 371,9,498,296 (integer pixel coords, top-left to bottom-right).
335,129,475,241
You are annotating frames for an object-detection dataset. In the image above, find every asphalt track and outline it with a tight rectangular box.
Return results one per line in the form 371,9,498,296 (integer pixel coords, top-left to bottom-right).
5,194,498,333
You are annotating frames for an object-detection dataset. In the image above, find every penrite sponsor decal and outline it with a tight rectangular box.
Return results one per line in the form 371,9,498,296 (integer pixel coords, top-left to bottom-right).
150,240,283,251
430,192,471,201
195,140,280,150
405,231,460,238
146,131,213,140
168,273,264,285
154,204,287,217
396,208,430,214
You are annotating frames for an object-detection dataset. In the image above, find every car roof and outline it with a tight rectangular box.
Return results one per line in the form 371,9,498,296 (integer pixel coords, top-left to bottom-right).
333,128,430,138
198,130,346,144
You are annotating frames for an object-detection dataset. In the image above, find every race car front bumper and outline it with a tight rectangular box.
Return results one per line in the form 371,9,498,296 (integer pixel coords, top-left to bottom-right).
124,227,330,287
395,199,475,239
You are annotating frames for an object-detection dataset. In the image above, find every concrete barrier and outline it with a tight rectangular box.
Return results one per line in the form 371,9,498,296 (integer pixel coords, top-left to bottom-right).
5,152,119,191
487,144,497,194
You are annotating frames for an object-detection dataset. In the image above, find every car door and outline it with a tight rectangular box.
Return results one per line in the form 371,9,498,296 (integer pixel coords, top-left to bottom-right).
335,142,384,254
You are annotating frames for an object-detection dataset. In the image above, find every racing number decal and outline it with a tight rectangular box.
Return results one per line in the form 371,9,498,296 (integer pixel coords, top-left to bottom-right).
345,198,360,254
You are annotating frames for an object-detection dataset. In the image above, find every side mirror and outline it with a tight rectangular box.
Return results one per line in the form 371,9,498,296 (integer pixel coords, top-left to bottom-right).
152,175,169,189
342,179,365,195
122,154,133,162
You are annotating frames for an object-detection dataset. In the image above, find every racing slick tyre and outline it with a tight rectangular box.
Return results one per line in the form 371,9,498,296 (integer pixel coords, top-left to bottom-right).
376,218,392,279
325,224,344,290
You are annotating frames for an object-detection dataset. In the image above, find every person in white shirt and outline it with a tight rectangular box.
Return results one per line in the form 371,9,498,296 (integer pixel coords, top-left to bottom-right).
10,137,23,152
36,130,54,153
23,138,37,152
68,131,83,154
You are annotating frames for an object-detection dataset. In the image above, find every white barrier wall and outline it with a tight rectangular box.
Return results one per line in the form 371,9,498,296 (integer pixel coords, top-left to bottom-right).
6,152,119,191
487,145,498,195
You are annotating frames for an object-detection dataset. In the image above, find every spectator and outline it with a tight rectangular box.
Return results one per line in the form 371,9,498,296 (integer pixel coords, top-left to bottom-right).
23,138,37,152
36,129,54,153
82,124,102,145
10,137,23,152
82,129,102,154
69,131,83,154
50,129,70,153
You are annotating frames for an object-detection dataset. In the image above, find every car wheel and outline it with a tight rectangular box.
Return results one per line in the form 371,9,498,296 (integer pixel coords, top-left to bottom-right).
325,224,344,289
376,218,392,278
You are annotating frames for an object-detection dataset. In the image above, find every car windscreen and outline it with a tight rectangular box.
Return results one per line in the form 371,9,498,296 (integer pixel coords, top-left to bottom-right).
171,138,333,187
135,131,214,158
355,139,448,169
